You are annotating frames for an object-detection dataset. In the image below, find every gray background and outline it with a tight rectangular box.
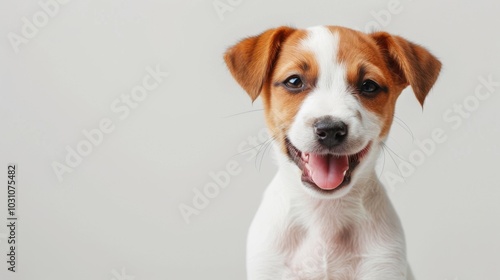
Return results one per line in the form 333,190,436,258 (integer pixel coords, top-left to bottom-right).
1,0,499,279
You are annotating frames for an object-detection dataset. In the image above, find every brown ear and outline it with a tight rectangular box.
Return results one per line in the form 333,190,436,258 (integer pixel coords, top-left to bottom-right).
371,32,442,106
224,27,296,101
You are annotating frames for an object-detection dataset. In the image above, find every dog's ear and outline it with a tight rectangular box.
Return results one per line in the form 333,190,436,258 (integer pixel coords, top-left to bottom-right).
224,27,296,101
371,32,442,106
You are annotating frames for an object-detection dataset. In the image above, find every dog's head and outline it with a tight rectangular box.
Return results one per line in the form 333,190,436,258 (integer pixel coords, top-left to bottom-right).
224,26,441,198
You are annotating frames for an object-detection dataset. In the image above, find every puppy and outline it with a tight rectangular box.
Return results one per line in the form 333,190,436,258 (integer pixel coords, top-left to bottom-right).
224,25,441,280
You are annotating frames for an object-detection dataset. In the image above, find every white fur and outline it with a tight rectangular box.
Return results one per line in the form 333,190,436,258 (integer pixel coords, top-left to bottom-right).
247,26,414,279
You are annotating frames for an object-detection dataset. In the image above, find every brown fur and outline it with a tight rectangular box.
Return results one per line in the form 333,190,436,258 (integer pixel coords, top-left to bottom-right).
224,26,441,142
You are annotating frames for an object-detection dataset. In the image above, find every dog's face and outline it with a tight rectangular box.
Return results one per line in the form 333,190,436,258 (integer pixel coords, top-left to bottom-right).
225,26,441,198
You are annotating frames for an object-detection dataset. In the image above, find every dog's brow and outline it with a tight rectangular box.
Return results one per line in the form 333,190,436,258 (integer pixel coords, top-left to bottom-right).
357,65,367,82
357,64,389,92
300,61,310,71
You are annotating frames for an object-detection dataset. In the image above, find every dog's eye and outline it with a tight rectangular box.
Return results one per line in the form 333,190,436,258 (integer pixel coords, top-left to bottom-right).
284,75,304,90
360,79,381,96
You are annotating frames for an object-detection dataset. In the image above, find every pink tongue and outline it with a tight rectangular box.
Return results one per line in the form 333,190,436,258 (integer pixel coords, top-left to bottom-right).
307,154,349,190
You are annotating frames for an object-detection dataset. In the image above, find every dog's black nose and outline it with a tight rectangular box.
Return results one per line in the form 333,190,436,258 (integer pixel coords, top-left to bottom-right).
314,117,348,148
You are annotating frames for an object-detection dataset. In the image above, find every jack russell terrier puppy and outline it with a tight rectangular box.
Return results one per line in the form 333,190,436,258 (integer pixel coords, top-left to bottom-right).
224,25,441,280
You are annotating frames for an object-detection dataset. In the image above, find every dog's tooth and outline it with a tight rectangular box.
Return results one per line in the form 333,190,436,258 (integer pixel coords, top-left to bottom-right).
303,153,309,162
343,170,347,176
305,163,312,175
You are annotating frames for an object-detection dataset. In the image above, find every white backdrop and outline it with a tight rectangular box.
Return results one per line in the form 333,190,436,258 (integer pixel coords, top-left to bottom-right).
1,0,499,279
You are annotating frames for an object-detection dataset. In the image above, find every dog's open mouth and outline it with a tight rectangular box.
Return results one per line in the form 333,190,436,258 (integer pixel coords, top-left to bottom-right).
286,139,371,192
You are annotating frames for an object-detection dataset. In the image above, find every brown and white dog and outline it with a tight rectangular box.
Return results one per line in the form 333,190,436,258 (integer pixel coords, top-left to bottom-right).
224,26,441,280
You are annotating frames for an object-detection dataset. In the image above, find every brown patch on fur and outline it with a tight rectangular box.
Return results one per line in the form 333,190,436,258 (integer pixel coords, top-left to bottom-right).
331,27,400,137
330,26,441,137
335,226,361,270
225,28,316,153
263,30,319,153
371,32,442,106
335,225,354,246
224,27,296,101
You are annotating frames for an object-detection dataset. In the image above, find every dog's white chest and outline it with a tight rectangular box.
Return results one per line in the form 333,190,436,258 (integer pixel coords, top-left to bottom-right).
282,232,360,280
